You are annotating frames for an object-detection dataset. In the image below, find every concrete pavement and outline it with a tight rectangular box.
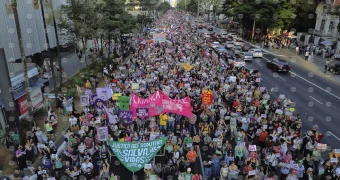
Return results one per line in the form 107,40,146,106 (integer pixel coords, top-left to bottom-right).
44,51,95,91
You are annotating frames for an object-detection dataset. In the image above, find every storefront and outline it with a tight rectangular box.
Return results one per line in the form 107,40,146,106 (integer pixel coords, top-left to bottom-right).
0,63,48,121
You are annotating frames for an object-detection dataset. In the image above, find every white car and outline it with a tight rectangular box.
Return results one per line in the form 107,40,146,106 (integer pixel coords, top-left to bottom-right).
249,49,263,58
211,42,220,48
226,42,234,49
233,58,246,68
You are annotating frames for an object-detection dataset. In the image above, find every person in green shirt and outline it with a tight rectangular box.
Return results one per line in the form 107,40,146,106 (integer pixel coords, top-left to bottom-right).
183,168,193,180
184,134,193,147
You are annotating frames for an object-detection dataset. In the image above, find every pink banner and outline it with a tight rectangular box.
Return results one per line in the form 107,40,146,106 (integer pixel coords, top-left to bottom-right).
161,92,192,118
130,90,164,118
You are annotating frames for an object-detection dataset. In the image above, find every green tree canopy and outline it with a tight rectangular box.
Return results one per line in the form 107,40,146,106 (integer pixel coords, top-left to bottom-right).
158,1,172,13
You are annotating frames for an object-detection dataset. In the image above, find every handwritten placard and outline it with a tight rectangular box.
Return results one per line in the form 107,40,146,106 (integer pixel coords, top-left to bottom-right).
317,143,327,150
248,145,257,152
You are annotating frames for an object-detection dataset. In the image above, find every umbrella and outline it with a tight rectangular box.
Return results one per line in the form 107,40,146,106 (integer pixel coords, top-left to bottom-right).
321,41,333,46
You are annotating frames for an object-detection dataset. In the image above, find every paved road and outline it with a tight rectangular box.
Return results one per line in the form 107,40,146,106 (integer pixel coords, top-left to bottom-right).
45,51,95,91
193,21,340,150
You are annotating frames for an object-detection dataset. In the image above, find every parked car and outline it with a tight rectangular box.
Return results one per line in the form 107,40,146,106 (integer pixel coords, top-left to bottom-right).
329,61,340,74
226,42,234,49
334,54,340,61
233,58,246,68
240,65,260,77
223,52,235,60
249,48,263,58
215,47,227,55
266,59,290,72
210,42,221,48
242,43,251,51
241,52,253,62
234,39,243,46
233,45,242,54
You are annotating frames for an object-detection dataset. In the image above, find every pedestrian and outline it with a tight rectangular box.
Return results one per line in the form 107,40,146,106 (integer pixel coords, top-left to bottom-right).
325,59,330,73
305,51,309,60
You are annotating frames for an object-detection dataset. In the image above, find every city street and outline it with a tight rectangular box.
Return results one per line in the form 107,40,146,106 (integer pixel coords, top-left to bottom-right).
195,23,340,150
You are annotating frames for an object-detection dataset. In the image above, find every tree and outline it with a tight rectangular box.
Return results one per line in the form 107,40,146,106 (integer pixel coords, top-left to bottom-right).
158,1,172,13
59,0,101,66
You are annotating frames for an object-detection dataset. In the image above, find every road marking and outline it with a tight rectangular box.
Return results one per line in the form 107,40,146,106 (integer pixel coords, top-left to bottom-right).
291,71,340,100
257,63,263,66
310,96,323,104
330,132,340,142
278,76,286,81
262,57,340,100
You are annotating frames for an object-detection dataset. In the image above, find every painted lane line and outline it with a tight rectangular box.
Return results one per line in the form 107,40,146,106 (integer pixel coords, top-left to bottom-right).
290,71,340,100
262,57,340,100
310,96,323,104
278,76,286,81
257,63,263,66
330,132,340,142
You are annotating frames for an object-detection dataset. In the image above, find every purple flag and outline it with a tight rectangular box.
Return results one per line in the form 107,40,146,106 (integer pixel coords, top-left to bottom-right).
118,110,133,126
104,106,117,124
90,95,107,109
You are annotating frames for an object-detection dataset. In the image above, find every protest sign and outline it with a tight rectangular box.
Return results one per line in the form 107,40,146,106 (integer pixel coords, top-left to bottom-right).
108,137,168,172
112,93,122,100
162,86,171,95
90,95,106,109
132,83,139,90
96,87,113,101
118,96,130,110
136,108,149,120
202,90,214,105
119,110,133,125
161,93,192,117
317,143,327,150
97,127,108,141
248,145,257,152
181,63,194,71
130,90,164,118
80,95,89,107
104,106,117,124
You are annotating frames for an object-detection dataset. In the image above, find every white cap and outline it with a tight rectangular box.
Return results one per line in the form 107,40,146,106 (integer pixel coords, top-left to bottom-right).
187,168,191,172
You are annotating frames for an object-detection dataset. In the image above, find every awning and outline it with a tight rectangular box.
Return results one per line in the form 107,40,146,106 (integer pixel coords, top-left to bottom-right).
13,78,49,100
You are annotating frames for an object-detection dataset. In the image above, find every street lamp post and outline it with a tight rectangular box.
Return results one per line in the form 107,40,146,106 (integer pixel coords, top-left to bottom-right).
197,0,199,18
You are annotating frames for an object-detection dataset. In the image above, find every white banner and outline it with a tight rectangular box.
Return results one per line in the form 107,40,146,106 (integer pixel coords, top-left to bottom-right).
30,87,44,111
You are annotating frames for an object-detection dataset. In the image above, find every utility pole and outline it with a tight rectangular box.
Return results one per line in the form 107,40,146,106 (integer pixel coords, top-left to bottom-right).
40,0,58,105
197,0,199,18
251,17,255,41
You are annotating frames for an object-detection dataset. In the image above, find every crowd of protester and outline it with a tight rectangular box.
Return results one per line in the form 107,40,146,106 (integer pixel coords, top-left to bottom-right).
10,10,340,180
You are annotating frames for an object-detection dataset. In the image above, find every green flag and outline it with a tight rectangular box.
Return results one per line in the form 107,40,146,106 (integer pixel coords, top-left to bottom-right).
118,96,130,110
108,137,168,172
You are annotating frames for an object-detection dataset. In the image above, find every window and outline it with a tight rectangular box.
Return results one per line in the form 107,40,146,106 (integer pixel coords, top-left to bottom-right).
329,21,334,32
320,19,326,31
